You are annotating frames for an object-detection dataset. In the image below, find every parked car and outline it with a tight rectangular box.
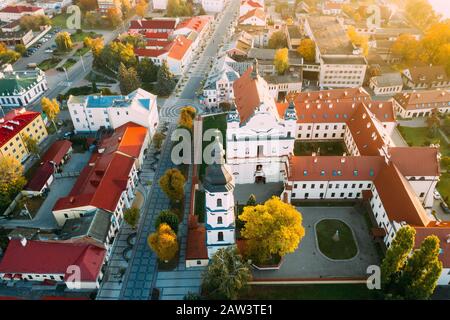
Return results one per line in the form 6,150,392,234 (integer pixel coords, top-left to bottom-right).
44,49,54,53
434,190,442,200
440,202,450,214
63,131,74,139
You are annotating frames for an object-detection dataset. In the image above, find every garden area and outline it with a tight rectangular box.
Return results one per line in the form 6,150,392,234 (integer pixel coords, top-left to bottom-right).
70,30,102,43
315,219,358,260
38,57,62,71
294,140,347,156
397,126,450,202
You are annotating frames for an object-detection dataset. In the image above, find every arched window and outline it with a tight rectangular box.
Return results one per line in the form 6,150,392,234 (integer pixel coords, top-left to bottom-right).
217,198,222,207
218,232,224,242
217,216,223,224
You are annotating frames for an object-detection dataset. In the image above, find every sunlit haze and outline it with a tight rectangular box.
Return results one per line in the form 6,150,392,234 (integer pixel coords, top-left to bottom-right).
429,0,450,19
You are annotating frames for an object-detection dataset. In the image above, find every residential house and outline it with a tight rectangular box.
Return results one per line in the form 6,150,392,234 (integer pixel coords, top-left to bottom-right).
402,65,450,90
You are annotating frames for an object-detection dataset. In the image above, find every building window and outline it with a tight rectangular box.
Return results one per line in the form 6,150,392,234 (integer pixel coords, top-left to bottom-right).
217,198,222,207
218,232,224,242
217,216,223,224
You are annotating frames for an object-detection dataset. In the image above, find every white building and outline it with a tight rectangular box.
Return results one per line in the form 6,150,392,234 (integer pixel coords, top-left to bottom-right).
204,136,236,258
369,73,403,96
304,16,367,88
152,0,167,10
0,65,48,108
35,0,72,12
201,0,224,13
0,5,44,22
202,55,240,108
67,88,159,137
392,89,450,118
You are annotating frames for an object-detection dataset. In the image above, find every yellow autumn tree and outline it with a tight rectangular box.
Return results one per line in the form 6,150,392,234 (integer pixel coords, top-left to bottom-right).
41,97,60,131
297,38,316,62
178,106,196,131
148,223,179,262
274,48,289,75
239,196,305,265
159,168,186,202
347,26,368,57
84,36,104,58
136,0,149,18
0,156,26,209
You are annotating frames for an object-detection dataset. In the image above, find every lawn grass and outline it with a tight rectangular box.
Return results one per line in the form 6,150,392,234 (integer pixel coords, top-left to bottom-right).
316,219,358,260
239,284,380,300
71,30,101,43
37,57,62,71
194,189,205,223
294,140,347,156
76,46,90,56
62,58,77,70
199,114,227,181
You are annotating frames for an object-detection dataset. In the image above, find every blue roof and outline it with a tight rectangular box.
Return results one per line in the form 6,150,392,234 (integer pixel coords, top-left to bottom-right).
86,96,123,108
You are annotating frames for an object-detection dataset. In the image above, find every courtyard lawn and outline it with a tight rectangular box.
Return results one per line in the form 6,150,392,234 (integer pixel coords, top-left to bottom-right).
240,284,379,300
316,219,358,260
199,113,227,181
294,140,347,156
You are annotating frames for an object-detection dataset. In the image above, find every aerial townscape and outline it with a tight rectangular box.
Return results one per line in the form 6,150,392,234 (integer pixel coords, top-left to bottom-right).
0,0,449,304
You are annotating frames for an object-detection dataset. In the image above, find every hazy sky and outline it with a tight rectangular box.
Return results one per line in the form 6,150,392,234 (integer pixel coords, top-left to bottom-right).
428,0,450,19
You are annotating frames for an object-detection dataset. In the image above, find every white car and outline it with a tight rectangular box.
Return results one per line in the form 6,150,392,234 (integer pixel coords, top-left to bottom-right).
45,49,54,53
434,190,442,200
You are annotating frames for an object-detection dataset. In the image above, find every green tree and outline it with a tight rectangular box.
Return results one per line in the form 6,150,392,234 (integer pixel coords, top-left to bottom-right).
167,0,193,17
118,63,142,95
55,32,73,52
268,31,287,49
426,108,441,138
239,196,305,265
156,62,176,96
14,44,26,56
136,58,158,83
400,235,442,300
124,207,140,229
381,226,416,291
274,48,289,75
159,168,186,202
22,135,39,159
155,210,179,233
202,247,252,300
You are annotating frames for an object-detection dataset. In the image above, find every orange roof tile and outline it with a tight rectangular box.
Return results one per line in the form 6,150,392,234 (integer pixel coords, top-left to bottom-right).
389,147,440,177
167,35,193,60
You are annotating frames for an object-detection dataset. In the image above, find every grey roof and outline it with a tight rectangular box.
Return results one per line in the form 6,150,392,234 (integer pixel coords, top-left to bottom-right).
58,209,112,244
372,72,403,87
204,164,234,193
247,48,304,65
322,55,367,65
265,73,303,84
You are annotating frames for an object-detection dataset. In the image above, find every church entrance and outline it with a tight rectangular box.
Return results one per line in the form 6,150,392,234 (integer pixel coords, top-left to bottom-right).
254,165,266,184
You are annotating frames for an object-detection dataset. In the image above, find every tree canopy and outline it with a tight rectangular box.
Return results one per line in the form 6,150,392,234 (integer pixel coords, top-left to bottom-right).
118,63,141,95
297,38,316,62
124,207,140,229
148,223,179,262
239,196,305,264
268,31,287,49
0,157,26,210
55,32,73,52
159,168,186,202
274,48,289,75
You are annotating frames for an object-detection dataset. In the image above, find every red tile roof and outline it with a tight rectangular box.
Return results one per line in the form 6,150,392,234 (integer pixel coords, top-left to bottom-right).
144,32,170,40
0,5,42,13
241,0,263,9
0,240,105,282
176,16,210,34
41,140,72,166
130,19,177,31
98,122,148,159
186,225,208,260
239,8,266,23
388,147,440,177
146,40,171,48
288,156,385,181
134,48,168,58
393,89,450,111
167,35,193,60
53,152,135,212
25,161,54,192
374,163,432,227
346,104,390,156
414,226,450,268
0,109,41,148
292,87,370,103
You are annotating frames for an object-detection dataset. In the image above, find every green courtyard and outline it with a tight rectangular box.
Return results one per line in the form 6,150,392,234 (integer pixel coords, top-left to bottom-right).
316,219,358,260
294,140,347,156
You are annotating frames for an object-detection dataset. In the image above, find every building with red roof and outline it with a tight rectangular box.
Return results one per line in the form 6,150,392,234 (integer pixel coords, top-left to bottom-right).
129,18,178,34
52,123,147,227
0,108,48,163
0,5,44,22
24,161,55,195
239,0,264,17
41,139,73,170
0,240,106,289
